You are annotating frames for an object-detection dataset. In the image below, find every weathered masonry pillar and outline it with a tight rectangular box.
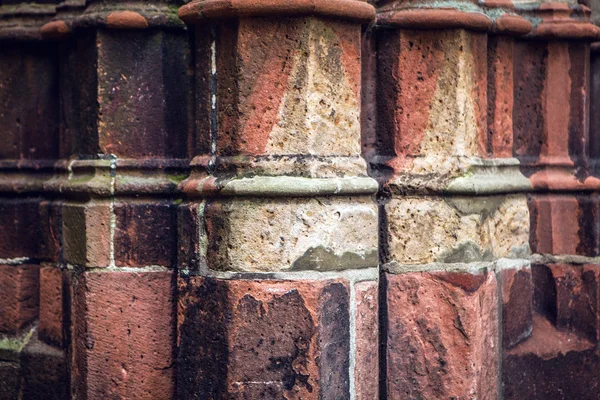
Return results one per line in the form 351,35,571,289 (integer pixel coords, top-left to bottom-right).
0,2,66,399
369,0,533,398
39,1,191,398
176,1,380,398
502,4,600,398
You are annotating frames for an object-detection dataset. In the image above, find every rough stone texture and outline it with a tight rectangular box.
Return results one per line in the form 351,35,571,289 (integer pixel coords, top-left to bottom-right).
215,17,361,157
354,280,378,400
62,201,111,268
0,361,20,400
0,199,41,260
205,196,378,272
19,337,69,400
72,271,175,400
376,28,487,176
114,201,177,268
487,36,514,158
503,264,600,399
38,266,65,347
0,265,40,334
177,276,351,399
384,270,498,400
384,194,529,264
39,201,62,263
529,194,599,257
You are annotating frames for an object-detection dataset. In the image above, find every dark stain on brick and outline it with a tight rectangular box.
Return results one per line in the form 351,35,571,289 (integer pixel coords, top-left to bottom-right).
513,41,547,172
568,43,589,180
577,195,599,257
232,289,315,398
503,270,533,349
318,283,350,400
19,337,69,400
177,277,230,400
532,264,558,325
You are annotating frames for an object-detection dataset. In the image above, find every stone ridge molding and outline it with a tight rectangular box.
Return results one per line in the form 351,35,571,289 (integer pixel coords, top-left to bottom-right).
375,0,532,35
0,3,57,41
40,1,184,39
520,3,600,39
178,0,376,24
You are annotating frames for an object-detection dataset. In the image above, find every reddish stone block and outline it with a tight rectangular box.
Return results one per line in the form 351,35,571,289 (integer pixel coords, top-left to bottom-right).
502,264,600,399
39,267,66,347
354,280,378,400
384,270,498,399
501,267,533,349
114,201,177,267
177,277,351,399
62,201,111,268
0,42,59,161
0,199,41,259
72,271,175,400
529,194,600,256
59,30,191,159
19,337,69,400
0,265,40,334
487,36,514,158
39,201,62,263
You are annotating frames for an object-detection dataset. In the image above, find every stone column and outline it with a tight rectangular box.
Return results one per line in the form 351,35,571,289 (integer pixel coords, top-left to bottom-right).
501,3,600,398
371,0,533,398
0,2,67,398
38,1,192,398
176,1,379,398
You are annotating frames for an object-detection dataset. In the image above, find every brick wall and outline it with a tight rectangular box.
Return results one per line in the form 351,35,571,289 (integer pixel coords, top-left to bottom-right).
0,0,598,399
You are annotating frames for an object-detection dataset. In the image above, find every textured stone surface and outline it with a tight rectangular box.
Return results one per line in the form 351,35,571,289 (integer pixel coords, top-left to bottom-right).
205,197,378,272
501,267,533,349
19,337,69,400
385,270,498,400
487,36,514,158
114,201,177,267
39,267,65,347
62,201,111,268
0,265,40,334
215,17,361,157
384,194,529,264
72,271,175,400
376,28,487,176
354,280,378,399
177,277,351,399
0,199,41,259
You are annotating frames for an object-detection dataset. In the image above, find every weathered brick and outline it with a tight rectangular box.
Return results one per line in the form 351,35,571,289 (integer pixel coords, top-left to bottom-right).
114,201,177,267
62,201,111,268
0,199,41,260
501,267,533,349
0,265,40,334
19,337,69,400
72,271,175,400
39,267,66,347
0,361,20,400
39,201,62,263
384,270,498,399
487,36,514,158
177,277,351,399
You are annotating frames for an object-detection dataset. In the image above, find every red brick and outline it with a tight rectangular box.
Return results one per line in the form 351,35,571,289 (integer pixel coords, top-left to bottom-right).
39,201,62,263
384,270,498,399
0,199,41,259
487,36,514,158
501,267,533,349
114,201,177,267
0,265,40,334
72,271,175,400
39,267,65,347
177,277,351,399
354,280,378,400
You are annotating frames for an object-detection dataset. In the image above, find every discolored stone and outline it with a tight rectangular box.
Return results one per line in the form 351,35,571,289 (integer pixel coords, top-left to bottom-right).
177,277,351,399
204,197,377,272
19,337,69,400
0,265,40,334
62,201,111,268
38,267,66,347
487,36,514,158
114,201,177,268
384,270,498,399
72,271,175,400
0,361,20,400
39,201,62,263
